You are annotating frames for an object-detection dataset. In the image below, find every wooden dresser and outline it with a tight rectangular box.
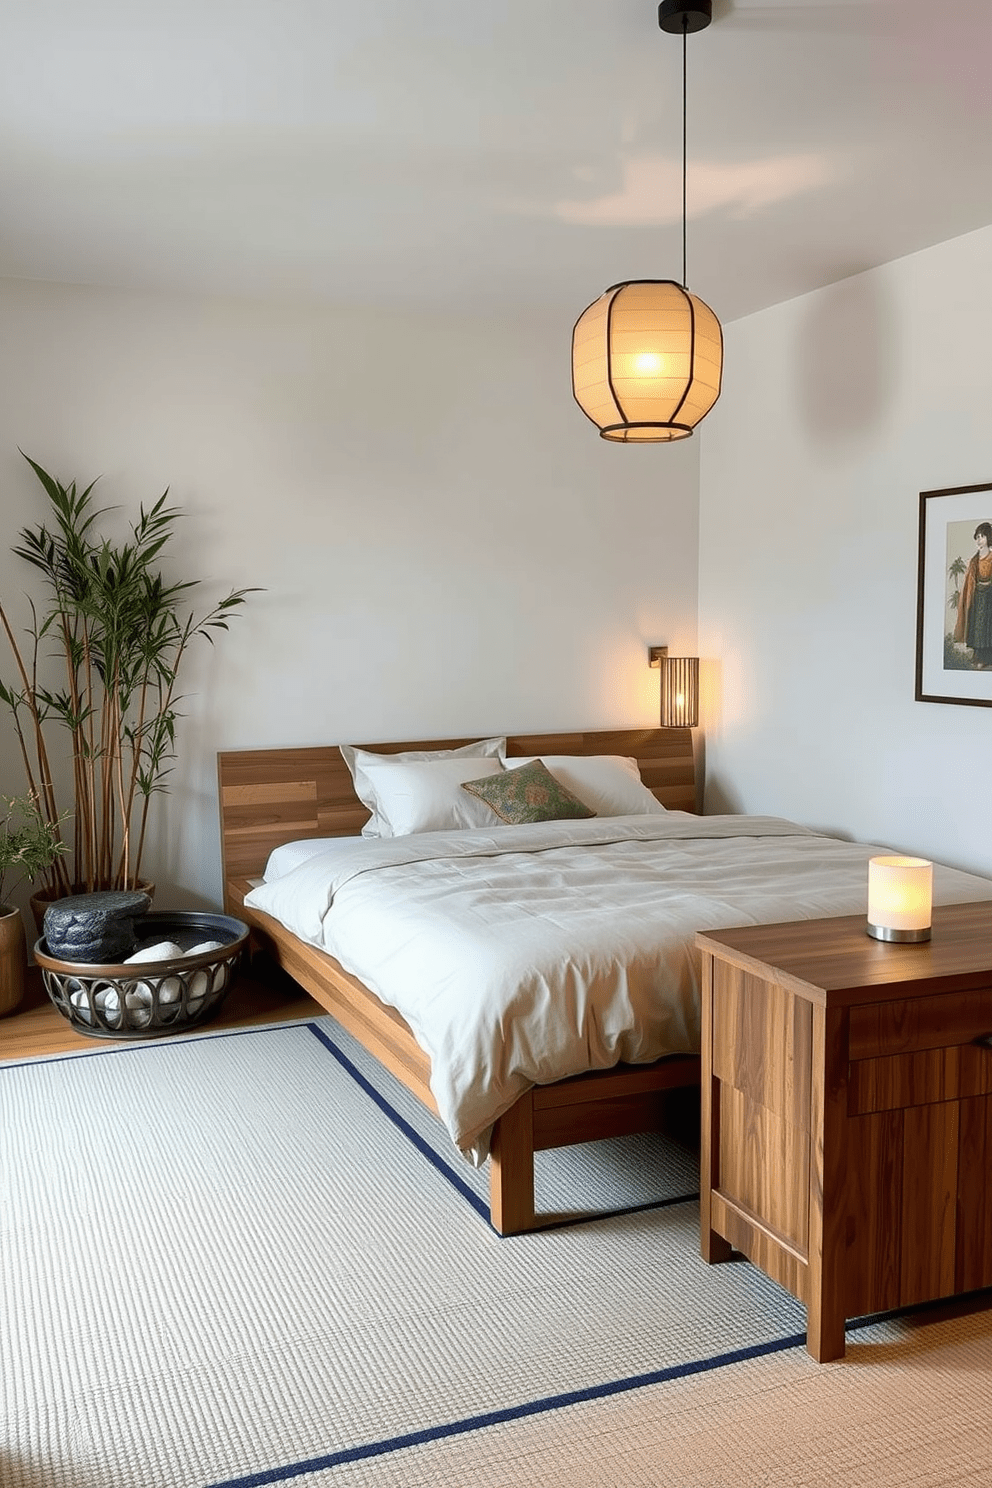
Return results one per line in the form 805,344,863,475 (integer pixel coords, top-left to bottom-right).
695,902,992,1361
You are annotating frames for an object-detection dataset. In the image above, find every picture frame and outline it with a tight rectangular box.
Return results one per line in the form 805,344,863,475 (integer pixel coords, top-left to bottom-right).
915,481,992,707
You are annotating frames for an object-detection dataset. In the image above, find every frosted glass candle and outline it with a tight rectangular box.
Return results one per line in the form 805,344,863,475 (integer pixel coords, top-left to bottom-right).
867,856,933,942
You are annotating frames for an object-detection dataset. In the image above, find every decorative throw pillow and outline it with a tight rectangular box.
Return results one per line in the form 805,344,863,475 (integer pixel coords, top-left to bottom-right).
461,759,596,825
504,754,667,817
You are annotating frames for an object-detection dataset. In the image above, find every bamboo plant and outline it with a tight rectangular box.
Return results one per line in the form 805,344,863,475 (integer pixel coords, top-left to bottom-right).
0,454,255,897
0,792,69,908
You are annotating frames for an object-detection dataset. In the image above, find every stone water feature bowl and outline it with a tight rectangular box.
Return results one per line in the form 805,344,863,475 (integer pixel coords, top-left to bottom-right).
35,907,250,1039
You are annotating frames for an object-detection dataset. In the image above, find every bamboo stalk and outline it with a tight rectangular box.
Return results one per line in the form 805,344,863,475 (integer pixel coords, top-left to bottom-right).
59,608,85,891
116,673,148,889
0,601,72,895
78,612,97,892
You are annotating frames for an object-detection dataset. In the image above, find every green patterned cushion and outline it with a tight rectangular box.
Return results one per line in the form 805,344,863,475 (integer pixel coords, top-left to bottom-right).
460,759,596,825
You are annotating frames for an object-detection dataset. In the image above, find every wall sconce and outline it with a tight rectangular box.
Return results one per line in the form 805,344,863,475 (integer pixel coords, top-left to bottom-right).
867,855,933,943
649,645,699,728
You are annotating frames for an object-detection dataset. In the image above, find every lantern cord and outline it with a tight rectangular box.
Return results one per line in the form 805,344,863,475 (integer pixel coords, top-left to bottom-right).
682,18,688,289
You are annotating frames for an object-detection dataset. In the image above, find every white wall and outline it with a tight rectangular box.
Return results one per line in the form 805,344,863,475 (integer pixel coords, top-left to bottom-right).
0,278,699,909
699,223,992,878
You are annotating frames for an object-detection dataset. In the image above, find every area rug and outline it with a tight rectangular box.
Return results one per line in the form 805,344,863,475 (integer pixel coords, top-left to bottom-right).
304,1017,702,1228
2,1019,990,1488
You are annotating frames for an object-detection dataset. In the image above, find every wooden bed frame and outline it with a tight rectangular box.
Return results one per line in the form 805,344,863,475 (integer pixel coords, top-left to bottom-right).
218,727,702,1234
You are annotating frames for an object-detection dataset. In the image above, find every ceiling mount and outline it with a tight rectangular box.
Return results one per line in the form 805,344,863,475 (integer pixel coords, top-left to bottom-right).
658,0,712,35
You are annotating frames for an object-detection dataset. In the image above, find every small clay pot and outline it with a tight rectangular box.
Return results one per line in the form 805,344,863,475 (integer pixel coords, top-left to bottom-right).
0,904,27,1018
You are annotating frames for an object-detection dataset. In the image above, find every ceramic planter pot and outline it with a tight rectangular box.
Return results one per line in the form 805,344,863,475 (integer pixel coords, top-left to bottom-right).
0,904,27,1018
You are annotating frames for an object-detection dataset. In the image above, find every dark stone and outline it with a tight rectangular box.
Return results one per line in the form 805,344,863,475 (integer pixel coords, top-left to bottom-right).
43,890,153,964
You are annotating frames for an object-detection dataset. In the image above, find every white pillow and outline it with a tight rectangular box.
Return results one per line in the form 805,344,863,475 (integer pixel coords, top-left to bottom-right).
358,756,504,837
504,755,667,818
340,737,505,837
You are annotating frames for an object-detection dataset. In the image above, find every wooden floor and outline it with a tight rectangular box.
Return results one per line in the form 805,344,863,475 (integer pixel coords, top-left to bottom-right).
1,963,323,1061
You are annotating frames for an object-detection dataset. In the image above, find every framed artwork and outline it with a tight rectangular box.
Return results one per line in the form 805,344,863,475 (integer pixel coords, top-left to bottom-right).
915,481,992,707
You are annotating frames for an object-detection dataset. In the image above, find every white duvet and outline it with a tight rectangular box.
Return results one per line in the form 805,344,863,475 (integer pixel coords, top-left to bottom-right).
244,814,992,1163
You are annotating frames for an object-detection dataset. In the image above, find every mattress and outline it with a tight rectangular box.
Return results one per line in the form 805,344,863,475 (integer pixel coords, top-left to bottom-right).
244,813,992,1162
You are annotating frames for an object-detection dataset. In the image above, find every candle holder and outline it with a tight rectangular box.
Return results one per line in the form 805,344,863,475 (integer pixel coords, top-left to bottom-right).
867,856,933,943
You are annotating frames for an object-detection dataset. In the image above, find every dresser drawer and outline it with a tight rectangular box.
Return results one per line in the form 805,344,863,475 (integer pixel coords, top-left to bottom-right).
849,1043,992,1114
848,988,992,1114
848,987,992,1059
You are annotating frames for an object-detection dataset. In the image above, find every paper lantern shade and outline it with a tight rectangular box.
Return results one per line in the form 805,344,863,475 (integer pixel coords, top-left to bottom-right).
572,280,723,443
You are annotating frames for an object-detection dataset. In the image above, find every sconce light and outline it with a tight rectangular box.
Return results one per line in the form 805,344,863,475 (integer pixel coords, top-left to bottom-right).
867,855,933,943
649,645,699,728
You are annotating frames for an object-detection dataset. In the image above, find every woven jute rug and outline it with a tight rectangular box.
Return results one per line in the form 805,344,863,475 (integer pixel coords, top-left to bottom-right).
2,1019,990,1488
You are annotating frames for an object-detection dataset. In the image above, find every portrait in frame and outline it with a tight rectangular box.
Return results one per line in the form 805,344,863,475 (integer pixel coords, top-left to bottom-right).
916,481,992,707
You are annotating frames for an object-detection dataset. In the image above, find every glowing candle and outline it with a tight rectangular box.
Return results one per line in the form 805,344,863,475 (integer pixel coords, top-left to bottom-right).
867,856,932,943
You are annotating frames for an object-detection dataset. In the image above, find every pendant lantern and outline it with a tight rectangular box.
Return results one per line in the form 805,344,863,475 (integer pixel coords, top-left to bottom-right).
572,279,721,442
571,1,723,443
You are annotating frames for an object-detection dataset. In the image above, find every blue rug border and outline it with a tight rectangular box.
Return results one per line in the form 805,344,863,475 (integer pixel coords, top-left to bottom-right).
202,1288,992,1488
203,1329,810,1488
303,1020,699,1234
306,1020,491,1221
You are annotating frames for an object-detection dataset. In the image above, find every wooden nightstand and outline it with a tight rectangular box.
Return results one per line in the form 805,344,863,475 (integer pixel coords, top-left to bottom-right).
696,902,992,1362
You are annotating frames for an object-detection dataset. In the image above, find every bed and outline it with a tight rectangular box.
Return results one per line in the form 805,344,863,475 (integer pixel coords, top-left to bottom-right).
217,727,992,1235
219,727,704,1231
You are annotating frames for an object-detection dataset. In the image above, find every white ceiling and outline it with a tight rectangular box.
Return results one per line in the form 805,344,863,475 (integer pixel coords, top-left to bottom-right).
1,0,991,326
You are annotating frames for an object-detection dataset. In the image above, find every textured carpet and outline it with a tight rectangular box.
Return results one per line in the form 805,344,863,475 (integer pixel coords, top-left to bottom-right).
303,1017,702,1229
2,1019,990,1488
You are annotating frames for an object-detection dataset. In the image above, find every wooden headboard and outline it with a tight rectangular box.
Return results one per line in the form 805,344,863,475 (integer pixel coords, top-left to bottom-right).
217,727,696,898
